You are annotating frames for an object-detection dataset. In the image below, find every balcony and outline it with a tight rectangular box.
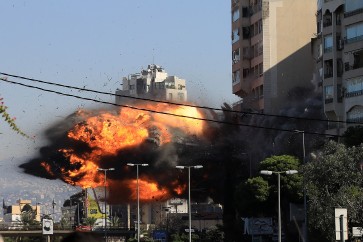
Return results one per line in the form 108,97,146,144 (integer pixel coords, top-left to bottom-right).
324,72,333,79
325,98,334,104
346,90,363,98
344,7,363,18
346,116,363,124
345,35,363,44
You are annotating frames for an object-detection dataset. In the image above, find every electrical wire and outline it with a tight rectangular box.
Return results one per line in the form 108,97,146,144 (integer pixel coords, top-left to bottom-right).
0,77,343,138
0,72,357,126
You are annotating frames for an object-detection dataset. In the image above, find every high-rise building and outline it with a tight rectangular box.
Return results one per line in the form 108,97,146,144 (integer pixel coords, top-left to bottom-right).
231,0,316,114
116,64,187,104
316,0,363,135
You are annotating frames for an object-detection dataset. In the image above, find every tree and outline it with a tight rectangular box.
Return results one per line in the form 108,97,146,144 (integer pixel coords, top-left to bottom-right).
20,204,39,230
0,97,28,137
343,125,363,147
235,155,303,217
234,176,269,217
303,141,363,242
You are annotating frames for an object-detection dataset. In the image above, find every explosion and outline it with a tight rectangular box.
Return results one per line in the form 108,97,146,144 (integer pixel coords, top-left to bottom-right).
20,102,211,203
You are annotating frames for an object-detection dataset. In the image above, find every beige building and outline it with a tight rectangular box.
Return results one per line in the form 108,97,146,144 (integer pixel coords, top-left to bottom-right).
3,200,41,226
231,0,317,114
116,64,187,104
316,0,363,135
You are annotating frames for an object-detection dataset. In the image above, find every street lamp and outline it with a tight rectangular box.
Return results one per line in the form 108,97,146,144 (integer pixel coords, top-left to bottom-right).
127,163,149,242
97,167,115,241
176,165,203,242
260,169,298,242
294,129,307,242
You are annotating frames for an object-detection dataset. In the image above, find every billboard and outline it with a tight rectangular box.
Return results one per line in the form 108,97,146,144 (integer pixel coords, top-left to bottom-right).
86,187,109,219
42,219,53,235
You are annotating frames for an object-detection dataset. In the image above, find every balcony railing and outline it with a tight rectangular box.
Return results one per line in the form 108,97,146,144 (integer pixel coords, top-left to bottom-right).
325,98,333,104
345,35,363,44
346,90,363,98
345,7,363,18
346,117,363,124
324,72,333,78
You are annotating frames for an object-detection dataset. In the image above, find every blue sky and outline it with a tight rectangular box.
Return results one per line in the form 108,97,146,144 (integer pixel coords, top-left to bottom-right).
0,1,235,162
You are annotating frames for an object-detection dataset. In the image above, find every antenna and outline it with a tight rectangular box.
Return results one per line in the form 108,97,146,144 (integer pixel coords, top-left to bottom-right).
152,48,155,64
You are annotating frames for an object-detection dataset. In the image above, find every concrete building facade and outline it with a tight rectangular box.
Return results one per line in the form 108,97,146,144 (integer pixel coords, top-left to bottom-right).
231,0,317,114
3,200,41,227
116,64,187,104
316,0,363,135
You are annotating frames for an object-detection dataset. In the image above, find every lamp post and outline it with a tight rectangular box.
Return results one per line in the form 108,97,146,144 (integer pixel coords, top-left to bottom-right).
294,129,307,242
97,167,115,241
260,169,298,242
176,165,203,242
127,163,149,242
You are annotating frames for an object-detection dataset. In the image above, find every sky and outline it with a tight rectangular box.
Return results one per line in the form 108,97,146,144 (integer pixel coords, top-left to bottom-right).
0,1,235,202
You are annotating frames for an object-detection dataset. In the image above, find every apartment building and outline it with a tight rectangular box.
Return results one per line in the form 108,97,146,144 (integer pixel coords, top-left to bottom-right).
231,0,316,114
115,64,187,104
3,199,41,226
316,0,363,135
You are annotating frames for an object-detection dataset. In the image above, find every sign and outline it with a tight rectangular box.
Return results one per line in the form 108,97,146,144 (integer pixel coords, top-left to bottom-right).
352,227,363,237
42,219,53,235
86,187,108,219
185,229,195,233
335,208,348,241
245,218,273,235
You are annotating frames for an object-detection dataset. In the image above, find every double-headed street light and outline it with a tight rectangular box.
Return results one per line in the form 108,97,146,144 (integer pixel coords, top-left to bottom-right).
97,167,115,241
127,163,149,242
260,169,298,242
176,165,203,242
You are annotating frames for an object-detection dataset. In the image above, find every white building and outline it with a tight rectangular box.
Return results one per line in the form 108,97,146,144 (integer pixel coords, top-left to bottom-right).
116,64,188,104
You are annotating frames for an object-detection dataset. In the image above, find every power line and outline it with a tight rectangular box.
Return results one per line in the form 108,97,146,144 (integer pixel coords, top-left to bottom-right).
0,71,357,125
0,77,343,138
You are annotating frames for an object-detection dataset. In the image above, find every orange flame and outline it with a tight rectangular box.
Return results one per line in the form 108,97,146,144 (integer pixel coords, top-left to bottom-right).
125,178,171,202
44,103,205,201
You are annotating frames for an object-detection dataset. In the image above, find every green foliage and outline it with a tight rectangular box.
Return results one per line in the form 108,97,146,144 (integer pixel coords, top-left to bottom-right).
235,177,269,216
235,155,303,219
0,97,28,137
303,141,363,242
260,155,303,201
343,125,363,147
204,225,224,242
169,232,199,242
83,217,97,226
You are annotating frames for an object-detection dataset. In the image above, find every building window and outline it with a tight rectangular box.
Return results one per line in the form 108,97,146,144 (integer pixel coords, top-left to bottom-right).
233,70,241,84
258,63,263,76
232,48,240,64
324,85,334,103
347,106,363,122
257,40,263,56
242,27,250,39
324,35,333,53
250,24,255,38
258,19,263,33
242,68,249,78
346,76,363,97
324,60,333,78
242,7,249,17
346,22,363,44
242,47,251,59
232,8,240,22
177,93,185,101
232,28,240,44
345,0,363,13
